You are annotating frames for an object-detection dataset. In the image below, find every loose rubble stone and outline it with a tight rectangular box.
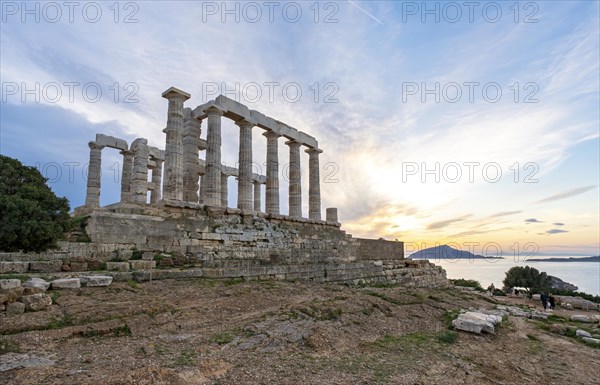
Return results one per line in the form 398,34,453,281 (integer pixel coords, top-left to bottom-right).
453,311,501,334
70,262,89,272
22,278,50,295
0,279,21,290
571,315,592,323
0,286,24,303
582,337,600,345
106,262,130,272
51,278,81,289
28,260,62,273
129,260,156,270
5,301,25,316
20,293,52,311
0,261,29,274
142,251,155,260
80,276,113,287
576,329,592,338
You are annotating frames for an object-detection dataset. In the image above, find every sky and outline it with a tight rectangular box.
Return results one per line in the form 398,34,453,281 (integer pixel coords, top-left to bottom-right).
1,0,599,257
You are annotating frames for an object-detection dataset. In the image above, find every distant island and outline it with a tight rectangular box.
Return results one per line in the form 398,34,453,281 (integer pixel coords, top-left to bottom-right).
528,256,600,262
409,245,504,260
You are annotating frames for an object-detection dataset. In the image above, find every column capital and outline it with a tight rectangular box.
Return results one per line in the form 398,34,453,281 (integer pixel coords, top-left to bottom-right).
205,105,225,116
235,118,256,129
262,130,280,139
161,86,191,101
119,149,134,156
285,140,302,149
305,147,323,155
88,142,104,150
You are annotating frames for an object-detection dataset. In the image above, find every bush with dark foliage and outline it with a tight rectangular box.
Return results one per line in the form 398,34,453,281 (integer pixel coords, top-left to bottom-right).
0,155,70,252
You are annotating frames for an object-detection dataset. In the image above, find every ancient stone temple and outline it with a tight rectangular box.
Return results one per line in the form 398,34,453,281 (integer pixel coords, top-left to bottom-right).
52,87,446,286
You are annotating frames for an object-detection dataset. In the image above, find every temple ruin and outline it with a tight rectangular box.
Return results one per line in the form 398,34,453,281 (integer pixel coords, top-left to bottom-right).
1,87,448,287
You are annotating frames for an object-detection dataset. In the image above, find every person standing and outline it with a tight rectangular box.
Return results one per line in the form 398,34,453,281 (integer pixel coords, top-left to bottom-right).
540,292,548,310
548,294,556,310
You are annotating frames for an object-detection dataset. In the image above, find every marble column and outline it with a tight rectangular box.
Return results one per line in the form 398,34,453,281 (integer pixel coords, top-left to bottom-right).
130,138,149,204
306,148,322,220
119,149,134,203
161,87,190,201
85,142,104,207
286,140,302,218
326,207,338,222
198,173,206,205
183,117,202,202
263,131,280,214
236,119,254,210
205,106,224,206
253,180,261,211
150,158,163,204
221,173,228,207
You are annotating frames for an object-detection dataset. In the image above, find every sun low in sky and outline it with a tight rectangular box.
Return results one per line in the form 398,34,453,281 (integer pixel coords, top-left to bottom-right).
1,1,598,257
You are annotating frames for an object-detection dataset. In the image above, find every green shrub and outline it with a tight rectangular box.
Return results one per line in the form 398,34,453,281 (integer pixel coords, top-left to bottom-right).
451,279,484,291
0,155,71,252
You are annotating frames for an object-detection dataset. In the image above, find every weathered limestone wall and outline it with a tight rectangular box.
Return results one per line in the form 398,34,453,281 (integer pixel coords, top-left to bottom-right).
85,203,360,264
356,238,405,261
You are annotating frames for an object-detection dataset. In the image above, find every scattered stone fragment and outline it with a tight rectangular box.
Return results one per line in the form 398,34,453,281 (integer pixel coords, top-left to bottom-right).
22,278,50,295
581,337,600,345
452,311,501,334
51,278,81,289
80,276,113,287
0,279,21,290
5,301,25,316
20,293,52,311
576,329,592,338
571,315,592,323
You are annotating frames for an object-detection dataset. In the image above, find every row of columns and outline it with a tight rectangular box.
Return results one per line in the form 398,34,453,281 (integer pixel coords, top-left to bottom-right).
161,87,323,220
84,140,163,208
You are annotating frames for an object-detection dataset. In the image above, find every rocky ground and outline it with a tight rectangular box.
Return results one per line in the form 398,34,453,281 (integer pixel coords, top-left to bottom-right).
1,279,599,385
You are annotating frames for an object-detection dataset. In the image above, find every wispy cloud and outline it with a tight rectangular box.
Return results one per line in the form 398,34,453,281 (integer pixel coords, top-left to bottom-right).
525,218,542,223
427,215,473,230
535,186,597,204
490,211,522,218
546,229,569,235
553,222,565,226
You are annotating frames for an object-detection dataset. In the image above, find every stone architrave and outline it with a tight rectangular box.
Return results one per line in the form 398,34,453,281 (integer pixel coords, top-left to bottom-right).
286,140,302,218
85,142,104,207
236,119,254,210
119,149,134,203
253,180,261,211
161,87,190,201
263,131,280,214
306,148,323,220
204,106,224,206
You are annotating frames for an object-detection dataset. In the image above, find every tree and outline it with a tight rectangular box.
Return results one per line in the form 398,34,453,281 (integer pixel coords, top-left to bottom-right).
502,266,552,295
0,155,70,252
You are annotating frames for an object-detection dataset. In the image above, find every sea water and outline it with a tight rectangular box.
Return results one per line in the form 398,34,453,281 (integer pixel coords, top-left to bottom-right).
428,257,600,296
